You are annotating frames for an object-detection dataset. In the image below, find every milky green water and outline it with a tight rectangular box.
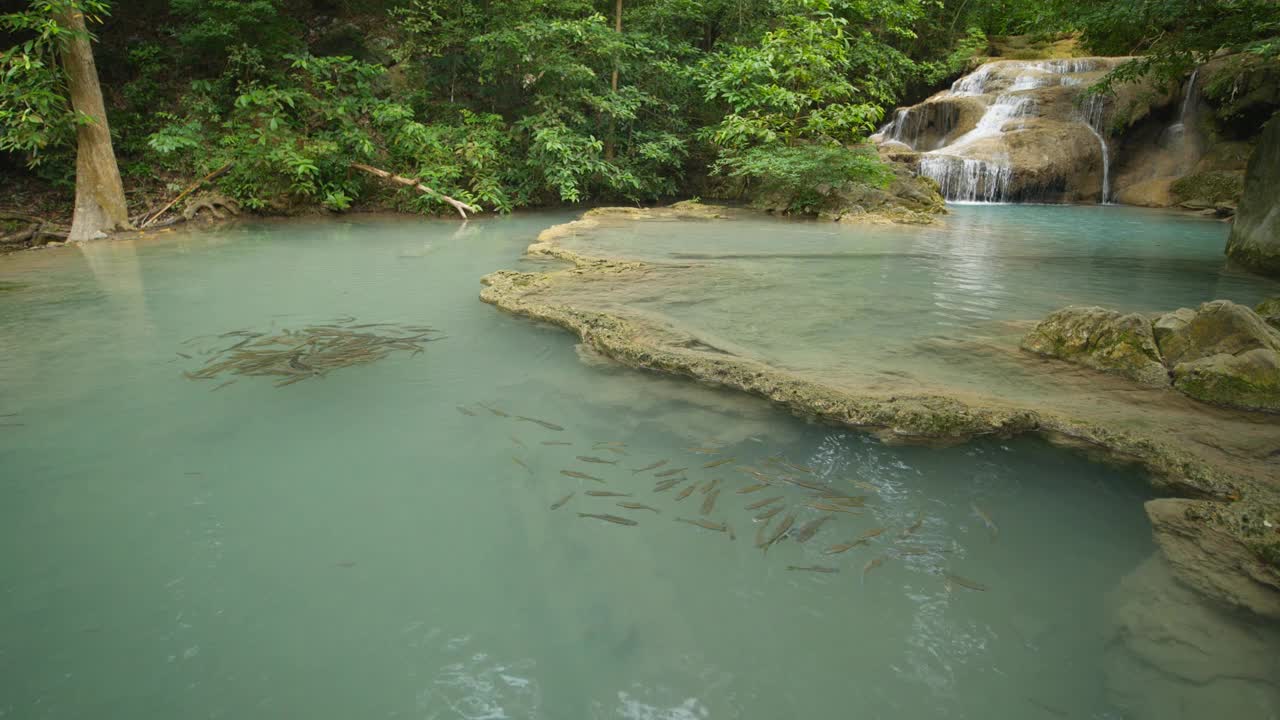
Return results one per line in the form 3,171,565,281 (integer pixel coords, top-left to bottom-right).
0,210,1274,719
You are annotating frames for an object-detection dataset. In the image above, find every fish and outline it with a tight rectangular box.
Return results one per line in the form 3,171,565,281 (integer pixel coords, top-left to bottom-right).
513,457,532,473
792,514,833,543
754,518,773,546
745,495,784,510
585,490,632,497
593,441,626,447
631,460,668,473
674,483,697,501
515,415,564,431
561,470,605,483
541,440,572,446
550,492,574,510
687,447,719,454
617,502,660,513
860,527,886,540
782,477,830,494
895,546,933,556
737,482,769,494
478,402,510,417
736,465,765,477
780,460,815,475
821,495,867,506
578,513,638,526
176,352,193,360
601,446,628,456
455,405,478,416
787,565,838,573
577,456,618,465
765,513,797,550
654,467,688,477
805,501,862,514
972,502,999,539
700,489,721,515
653,477,684,492
862,555,886,579
510,435,527,449
754,505,784,521
211,379,236,391
677,517,727,532
944,573,988,592
899,515,924,538
824,539,869,555
702,457,735,468
699,478,722,495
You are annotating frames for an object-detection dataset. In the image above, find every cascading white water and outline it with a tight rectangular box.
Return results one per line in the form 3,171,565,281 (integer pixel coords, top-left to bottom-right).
918,156,1012,203
1167,67,1200,148
1081,93,1111,203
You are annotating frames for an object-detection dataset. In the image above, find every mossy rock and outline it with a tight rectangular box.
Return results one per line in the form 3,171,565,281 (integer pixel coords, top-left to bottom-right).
1155,300,1280,367
1172,349,1280,412
1256,297,1280,330
1021,306,1169,385
1170,171,1245,206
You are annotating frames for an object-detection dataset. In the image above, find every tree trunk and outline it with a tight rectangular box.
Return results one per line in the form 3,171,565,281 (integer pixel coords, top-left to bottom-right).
57,9,132,242
605,0,623,161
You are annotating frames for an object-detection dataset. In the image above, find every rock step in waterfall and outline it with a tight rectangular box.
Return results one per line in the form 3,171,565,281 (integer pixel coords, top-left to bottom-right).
873,58,1133,204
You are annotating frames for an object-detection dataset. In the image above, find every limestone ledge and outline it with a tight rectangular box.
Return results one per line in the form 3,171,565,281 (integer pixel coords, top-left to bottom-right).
480,204,1280,619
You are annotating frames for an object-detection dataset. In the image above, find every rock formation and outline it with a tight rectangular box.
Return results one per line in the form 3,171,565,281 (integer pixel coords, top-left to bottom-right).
1022,300,1280,412
1225,113,1280,276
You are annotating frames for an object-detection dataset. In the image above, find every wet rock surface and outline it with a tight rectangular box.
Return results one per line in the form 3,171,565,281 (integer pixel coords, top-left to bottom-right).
1226,114,1280,276
1021,306,1168,385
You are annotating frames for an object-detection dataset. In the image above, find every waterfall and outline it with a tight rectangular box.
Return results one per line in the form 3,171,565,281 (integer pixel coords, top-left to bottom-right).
919,156,1012,203
1081,93,1111,203
1167,67,1200,162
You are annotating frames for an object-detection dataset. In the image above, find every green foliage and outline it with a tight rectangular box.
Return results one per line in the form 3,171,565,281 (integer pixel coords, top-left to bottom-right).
714,142,893,213
0,0,110,167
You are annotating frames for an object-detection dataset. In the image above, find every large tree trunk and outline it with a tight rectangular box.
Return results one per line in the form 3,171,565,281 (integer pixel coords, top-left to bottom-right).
57,9,132,242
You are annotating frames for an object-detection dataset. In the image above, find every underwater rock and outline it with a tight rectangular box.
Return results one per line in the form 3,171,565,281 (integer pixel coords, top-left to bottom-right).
1104,552,1280,719
1226,113,1280,276
1020,306,1168,385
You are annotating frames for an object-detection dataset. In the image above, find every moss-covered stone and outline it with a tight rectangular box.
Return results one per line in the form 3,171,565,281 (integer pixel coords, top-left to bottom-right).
1256,297,1280,330
1172,349,1280,413
1155,300,1280,367
1226,113,1280,277
1021,306,1169,385
1170,171,1245,207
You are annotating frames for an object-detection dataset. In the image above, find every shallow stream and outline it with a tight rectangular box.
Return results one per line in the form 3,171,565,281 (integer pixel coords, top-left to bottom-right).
1,209,1277,718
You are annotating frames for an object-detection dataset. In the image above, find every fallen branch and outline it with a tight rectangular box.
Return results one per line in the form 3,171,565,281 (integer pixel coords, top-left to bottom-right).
0,223,38,245
140,163,233,229
350,162,478,219
1,210,53,225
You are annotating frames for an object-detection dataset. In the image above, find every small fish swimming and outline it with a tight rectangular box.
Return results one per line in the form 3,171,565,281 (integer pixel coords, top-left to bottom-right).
674,483,697,501
513,457,532,473
585,490,632,497
653,477,684,492
862,555,886,579
824,539,869,555
593,441,626,448
754,505,784,521
576,456,618,465
541,440,573,446
455,405,478,417
601,446,628,456
478,402,510,418
631,460,668,474
899,515,924,538
754,518,772,546
211,379,236,391
617,502,660,513
699,478,722,495
944,573,988,592
654,467,688,477
765,513,797,550
550,492,574,510
515,415,564,431
860,527,886,539
176,351,193,360
792,515,832,543
578,513,638,526
821,495,866,506
561,470,605,483
806,501,861,514
745,495,784,510
702,457,735,468
780,460,814,475
787,565,838,573
700,489,721,515
677,517,727,532
737,482,769,494
687,447,719,455
510,435,527,449
972,502,999,539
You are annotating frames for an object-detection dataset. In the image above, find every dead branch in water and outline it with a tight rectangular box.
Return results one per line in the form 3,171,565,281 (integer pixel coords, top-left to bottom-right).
349,162,478,219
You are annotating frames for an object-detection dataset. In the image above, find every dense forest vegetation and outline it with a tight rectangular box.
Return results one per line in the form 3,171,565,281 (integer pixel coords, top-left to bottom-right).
1,0,1278,237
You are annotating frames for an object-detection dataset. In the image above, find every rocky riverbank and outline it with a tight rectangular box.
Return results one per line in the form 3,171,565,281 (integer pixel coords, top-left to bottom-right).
481,203,1280,620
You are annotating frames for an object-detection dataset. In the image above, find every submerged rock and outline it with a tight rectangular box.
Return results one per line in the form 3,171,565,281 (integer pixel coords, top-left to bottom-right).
1020,306,1168,385
1226,113,1280,276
